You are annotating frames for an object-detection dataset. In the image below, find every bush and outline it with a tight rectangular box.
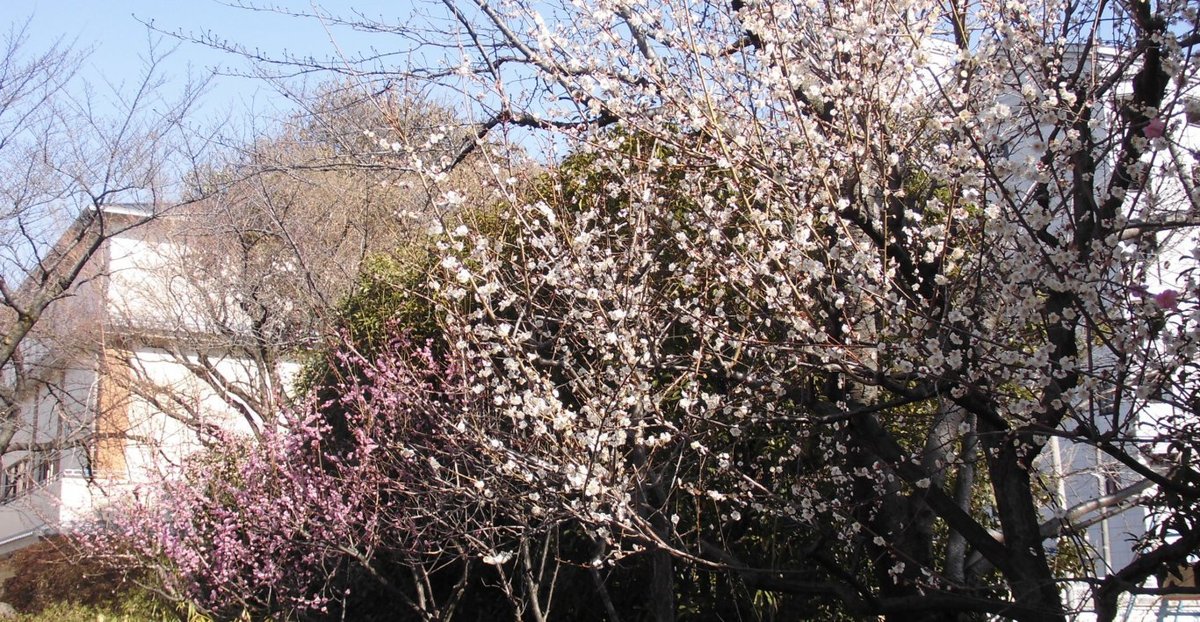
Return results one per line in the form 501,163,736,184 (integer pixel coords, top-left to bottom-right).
1,537,173,619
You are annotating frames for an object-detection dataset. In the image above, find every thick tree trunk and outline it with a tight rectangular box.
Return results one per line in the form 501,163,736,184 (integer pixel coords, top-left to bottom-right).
978,424,1067,622
648,548,675,622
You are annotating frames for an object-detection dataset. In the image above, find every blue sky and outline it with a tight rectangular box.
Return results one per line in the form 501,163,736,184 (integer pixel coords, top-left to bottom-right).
14,0,417,124
10,1,559,169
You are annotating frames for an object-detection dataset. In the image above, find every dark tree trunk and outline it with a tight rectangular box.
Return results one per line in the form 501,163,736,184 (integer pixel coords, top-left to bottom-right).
978,422,1067,622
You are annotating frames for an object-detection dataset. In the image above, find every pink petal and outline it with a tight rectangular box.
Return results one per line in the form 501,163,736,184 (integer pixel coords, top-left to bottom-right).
1153,289,1180,310
1143,117,1166,139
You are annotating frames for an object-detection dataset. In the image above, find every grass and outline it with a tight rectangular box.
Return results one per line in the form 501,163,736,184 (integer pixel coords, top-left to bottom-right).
10,598,218,622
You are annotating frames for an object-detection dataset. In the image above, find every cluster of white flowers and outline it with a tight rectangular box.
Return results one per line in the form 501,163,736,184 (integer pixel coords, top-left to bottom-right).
404,0,1200,611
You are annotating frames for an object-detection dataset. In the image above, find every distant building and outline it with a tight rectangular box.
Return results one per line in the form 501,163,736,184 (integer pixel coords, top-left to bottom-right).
0,205,299,554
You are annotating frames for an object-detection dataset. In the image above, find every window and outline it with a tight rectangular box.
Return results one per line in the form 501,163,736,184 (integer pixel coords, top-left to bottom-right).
33,455,54,484
0,460,28,503
0,472,15,503
0,457,52,504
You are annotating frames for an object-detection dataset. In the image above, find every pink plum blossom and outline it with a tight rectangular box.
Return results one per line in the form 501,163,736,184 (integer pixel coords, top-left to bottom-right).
1153,289,1180,310
86,335,481,619
1143,117,1166,138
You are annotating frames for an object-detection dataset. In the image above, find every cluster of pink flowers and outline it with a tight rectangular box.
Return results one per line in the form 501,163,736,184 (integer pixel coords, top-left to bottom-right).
85,336,467,618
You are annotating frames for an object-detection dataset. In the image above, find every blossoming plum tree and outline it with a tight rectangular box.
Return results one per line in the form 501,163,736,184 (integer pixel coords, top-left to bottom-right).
405,0,1200,620
98,334,489,620
99,0,1200,620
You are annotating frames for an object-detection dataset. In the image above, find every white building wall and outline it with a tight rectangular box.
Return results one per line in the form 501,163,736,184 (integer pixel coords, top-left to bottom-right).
0,213,303,552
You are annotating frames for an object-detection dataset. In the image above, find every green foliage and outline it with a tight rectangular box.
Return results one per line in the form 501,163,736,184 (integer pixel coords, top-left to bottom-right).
293,247,438,396
339,250,442,352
